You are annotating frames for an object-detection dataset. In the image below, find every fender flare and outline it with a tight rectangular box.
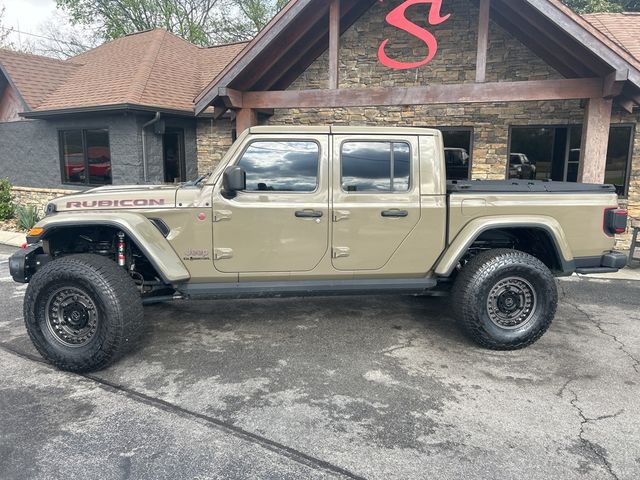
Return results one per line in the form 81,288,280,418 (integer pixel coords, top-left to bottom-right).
435,215,575,277
36,212,191,284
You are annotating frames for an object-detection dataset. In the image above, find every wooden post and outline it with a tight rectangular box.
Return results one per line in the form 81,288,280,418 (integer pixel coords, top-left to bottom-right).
475,0,490,83
236,108,257,135
328,0,340,89
578,97,613,184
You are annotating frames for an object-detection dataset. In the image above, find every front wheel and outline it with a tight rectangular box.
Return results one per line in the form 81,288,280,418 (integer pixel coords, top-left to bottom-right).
24,254,144,372
451,249,557,350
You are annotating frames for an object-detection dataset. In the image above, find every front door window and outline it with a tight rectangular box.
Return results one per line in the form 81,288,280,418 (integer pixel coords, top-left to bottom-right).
237,141,319,192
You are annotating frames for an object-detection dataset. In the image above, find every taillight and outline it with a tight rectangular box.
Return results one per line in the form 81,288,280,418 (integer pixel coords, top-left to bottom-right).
604,208,628,236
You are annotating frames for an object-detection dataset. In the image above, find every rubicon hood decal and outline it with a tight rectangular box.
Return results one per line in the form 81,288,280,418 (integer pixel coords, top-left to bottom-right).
66,199,166,209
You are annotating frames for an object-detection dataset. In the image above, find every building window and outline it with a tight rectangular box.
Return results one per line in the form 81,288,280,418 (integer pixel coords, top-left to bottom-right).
605,126,634,196
60,129,111,185
341,141,410,192
507,125,634,196
237,140,319,192
441,129,473,180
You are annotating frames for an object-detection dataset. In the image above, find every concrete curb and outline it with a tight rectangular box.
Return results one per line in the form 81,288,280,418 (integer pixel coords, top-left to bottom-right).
0,230,25,248
576,268,640,281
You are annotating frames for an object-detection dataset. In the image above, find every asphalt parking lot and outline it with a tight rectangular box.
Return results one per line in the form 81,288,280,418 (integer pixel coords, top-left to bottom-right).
0,243,639,480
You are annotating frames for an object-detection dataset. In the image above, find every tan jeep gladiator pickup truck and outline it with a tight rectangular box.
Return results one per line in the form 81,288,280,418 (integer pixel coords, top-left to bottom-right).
9,126,628,372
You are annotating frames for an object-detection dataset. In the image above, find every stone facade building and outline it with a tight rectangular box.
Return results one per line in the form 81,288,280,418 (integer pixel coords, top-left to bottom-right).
2,0,640,245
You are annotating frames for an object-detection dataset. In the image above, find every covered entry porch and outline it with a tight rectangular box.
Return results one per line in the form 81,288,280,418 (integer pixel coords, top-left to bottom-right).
195,0,640,187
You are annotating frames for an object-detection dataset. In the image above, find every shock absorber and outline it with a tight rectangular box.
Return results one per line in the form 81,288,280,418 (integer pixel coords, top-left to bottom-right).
117,231,126,267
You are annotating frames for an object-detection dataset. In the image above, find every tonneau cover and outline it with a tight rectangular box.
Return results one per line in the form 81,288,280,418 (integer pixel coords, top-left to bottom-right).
447,180,616,194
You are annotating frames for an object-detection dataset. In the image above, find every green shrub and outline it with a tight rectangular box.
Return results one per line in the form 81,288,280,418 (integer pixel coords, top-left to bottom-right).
16,205,40,231
0,178,13,220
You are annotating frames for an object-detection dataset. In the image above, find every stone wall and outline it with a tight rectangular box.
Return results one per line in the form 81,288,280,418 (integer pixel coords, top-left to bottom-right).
196,117,234,174
10,186,76,216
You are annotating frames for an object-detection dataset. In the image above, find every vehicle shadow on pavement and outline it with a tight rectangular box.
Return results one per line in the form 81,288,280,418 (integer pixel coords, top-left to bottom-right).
2,276,640,480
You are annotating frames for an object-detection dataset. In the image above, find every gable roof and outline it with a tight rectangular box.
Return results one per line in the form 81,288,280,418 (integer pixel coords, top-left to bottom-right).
0,49,79,110
194,0,640,115
0,29,246,118
584,12,640,61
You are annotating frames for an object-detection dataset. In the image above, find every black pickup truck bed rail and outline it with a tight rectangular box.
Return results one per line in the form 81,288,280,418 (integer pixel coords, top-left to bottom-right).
447,180,616,194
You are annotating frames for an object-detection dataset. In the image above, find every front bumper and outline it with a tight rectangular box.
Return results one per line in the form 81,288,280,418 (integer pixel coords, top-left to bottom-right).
574,251,628,275
9,243,45,283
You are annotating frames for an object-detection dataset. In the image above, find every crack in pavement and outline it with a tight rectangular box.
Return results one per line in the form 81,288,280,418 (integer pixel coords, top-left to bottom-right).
565,297,640,375
382,334,419,355
0,343,366,480
567,387,623,480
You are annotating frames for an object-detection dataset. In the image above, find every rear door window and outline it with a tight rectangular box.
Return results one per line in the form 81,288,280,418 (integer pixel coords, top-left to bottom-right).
341,141,411,192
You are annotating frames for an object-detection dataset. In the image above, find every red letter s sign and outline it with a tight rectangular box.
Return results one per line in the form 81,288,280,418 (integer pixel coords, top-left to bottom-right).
378,0,451,70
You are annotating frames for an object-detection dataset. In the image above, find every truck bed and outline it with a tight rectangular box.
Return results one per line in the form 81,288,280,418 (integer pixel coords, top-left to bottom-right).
447,180,616,194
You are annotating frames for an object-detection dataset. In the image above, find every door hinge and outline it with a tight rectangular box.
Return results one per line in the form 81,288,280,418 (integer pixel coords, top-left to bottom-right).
332,247,351,259
214,248,234,260
333,210,351,222
213,210,232,222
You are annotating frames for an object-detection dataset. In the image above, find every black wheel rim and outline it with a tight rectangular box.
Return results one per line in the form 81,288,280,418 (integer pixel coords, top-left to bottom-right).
486,276,538,330
45,287,99,347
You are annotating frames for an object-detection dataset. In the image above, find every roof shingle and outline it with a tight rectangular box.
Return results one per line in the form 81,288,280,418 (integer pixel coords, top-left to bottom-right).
584,13,640,62
0,49,79,109
0,29,246,115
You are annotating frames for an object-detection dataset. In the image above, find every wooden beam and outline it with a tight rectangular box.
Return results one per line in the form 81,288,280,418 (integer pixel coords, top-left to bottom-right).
213,106,228,119
524,0,634,75
491,8,590,78
618,98,634,114
496,0,607,77
328,0,341,89
476,0,490,83
235,108,257,135
194,0,317,114
603,70,628,98
578,97,613,184
237,2,332,91
241,78,604,109
219,87,243,109
268,0,370,91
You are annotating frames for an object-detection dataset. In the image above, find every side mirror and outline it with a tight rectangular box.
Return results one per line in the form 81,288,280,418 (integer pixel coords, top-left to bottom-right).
222,166,246,197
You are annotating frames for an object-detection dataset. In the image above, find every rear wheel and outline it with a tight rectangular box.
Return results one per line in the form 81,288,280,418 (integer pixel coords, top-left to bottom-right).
24,254,143,372
452,249,557,350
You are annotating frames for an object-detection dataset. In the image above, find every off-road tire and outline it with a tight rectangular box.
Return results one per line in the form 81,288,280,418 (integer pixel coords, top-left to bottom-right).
24,254,144,372
451,249,557,350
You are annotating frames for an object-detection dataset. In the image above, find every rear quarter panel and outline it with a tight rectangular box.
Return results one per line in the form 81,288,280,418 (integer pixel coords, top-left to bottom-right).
448,192,619,259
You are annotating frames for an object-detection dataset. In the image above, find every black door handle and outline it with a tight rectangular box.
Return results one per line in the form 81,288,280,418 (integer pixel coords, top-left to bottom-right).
295,210,324,218
381,210,409,218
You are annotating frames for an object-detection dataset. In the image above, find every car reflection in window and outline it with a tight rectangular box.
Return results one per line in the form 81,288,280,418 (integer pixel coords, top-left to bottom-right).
238,141,320,192
341,141,410,192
